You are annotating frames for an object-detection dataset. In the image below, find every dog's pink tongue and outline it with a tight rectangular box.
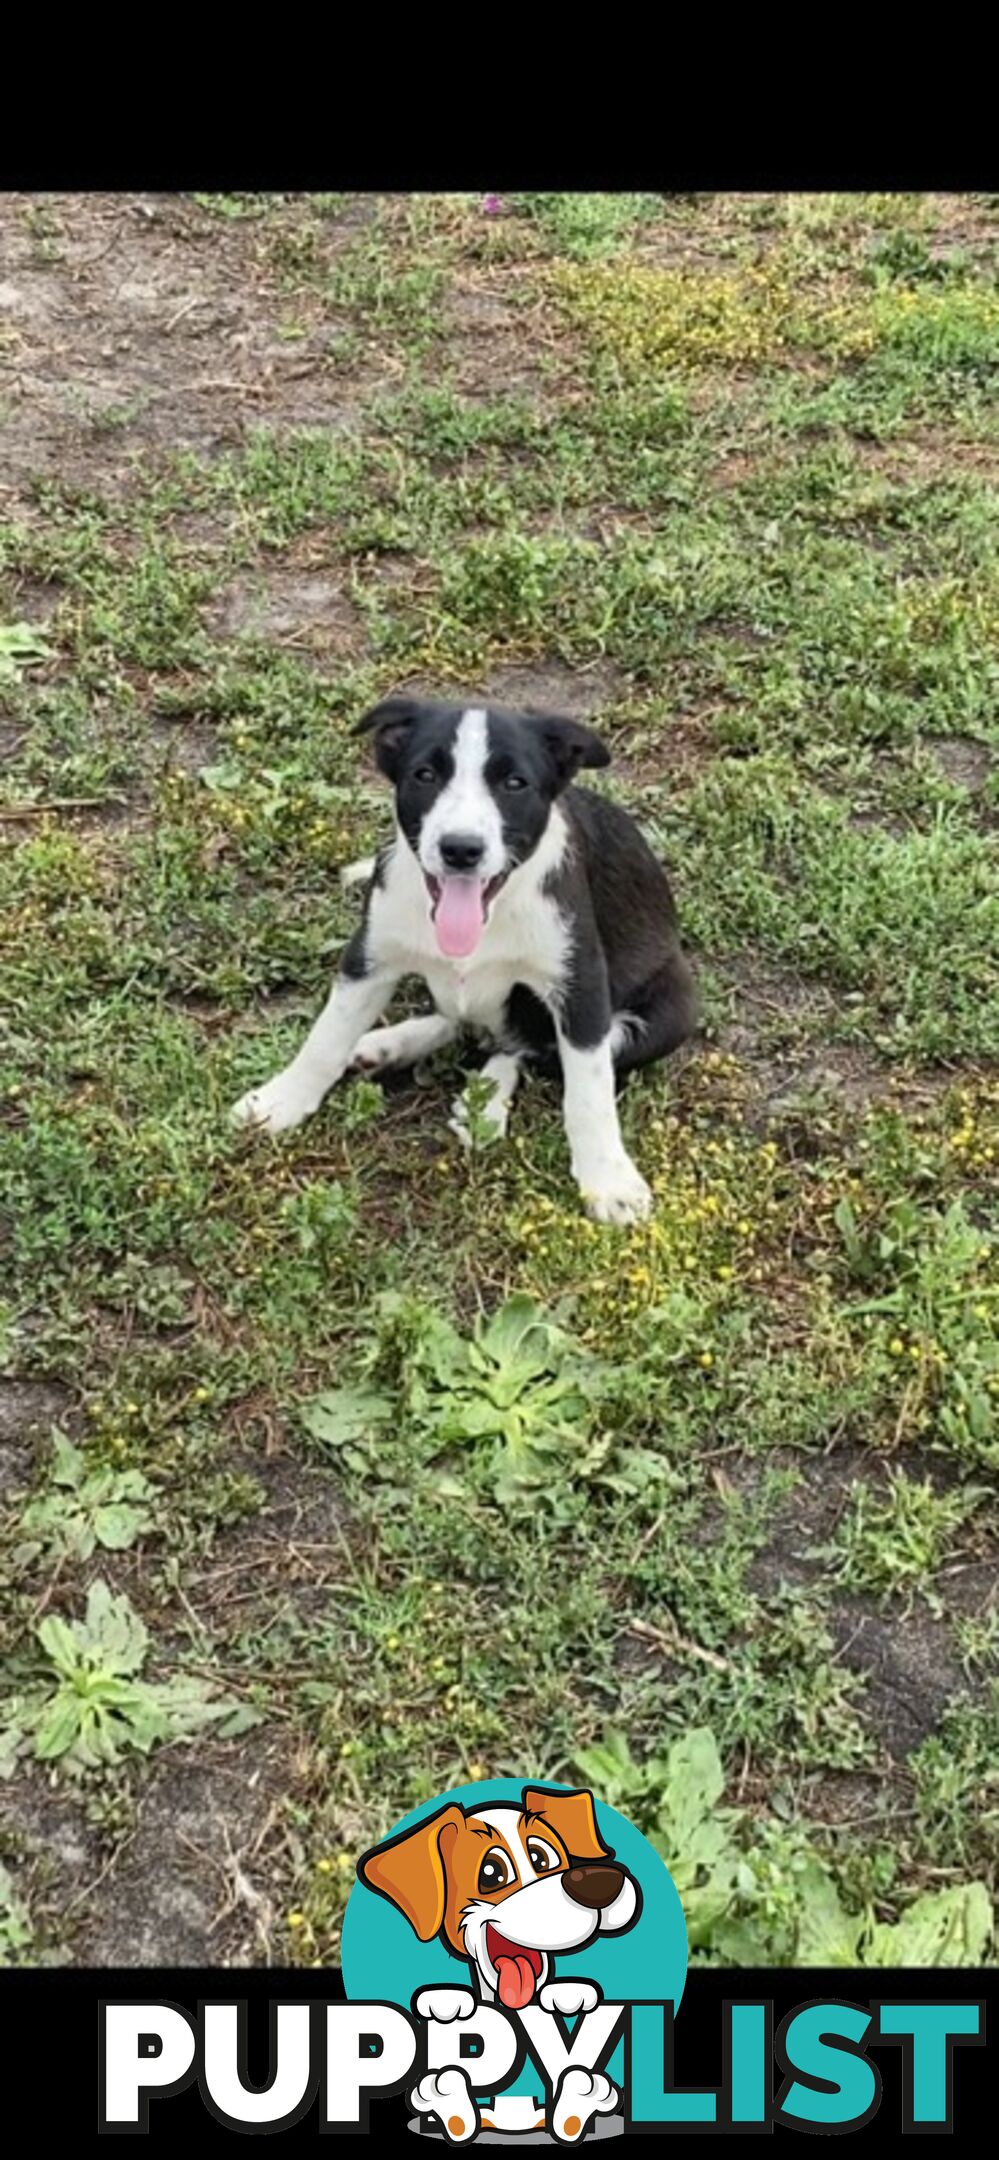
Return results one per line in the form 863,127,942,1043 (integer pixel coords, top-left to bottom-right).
495,1955,537,2011
433,877,486,959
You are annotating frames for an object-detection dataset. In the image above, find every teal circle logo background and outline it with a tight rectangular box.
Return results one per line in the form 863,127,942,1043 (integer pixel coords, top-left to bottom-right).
341,1778,687,2013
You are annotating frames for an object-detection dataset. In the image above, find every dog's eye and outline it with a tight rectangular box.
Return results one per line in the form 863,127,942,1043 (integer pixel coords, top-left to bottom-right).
527,1839,559,1875
478,1848,514,1894
503,774,527,792
413,766,437,786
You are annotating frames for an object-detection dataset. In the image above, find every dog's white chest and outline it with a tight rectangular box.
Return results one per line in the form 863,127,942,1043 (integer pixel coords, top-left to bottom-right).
424,954,513,1029
370,841,569,1032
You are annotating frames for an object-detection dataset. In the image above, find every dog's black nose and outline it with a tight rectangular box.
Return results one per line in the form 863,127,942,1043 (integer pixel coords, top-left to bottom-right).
563,1864,625,1911
439,832,486,872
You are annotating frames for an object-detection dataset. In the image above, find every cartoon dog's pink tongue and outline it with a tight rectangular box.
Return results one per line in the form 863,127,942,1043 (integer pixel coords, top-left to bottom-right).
495,1954,538,2010
487,1927,543,2009
432,876,486,959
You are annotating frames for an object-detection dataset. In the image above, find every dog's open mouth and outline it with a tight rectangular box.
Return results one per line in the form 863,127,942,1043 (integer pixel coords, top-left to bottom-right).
485,1923,545,2010
424,872,508,960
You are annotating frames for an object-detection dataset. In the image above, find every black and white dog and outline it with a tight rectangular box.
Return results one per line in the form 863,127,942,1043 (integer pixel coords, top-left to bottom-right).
232,698,696,1224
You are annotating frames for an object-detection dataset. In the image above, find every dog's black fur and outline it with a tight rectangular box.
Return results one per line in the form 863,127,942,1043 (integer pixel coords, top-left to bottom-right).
356,695,697,1081
232,697,697,1221
509,784,697,1078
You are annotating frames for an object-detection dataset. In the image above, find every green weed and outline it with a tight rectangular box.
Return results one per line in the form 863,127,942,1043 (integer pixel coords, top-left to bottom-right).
0,1581,259,1778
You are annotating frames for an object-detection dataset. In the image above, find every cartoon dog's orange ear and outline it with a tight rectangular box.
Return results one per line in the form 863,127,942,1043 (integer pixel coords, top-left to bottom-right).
357,1805,466,1940
523,1787,610,1863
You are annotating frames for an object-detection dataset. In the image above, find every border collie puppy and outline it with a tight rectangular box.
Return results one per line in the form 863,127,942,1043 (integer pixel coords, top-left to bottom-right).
232,699,696,1224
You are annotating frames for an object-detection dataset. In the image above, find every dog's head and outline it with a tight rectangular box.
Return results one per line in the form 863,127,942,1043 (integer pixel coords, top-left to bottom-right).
354,697,610,960
357,1786,639,2008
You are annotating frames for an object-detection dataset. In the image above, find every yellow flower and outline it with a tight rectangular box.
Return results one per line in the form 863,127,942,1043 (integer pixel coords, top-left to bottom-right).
888,1338,904,1356
699,1351,714,1369
287,1911,305,1928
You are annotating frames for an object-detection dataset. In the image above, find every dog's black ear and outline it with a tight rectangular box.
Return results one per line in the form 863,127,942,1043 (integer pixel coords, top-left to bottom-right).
354,697,421,780
535,713,611,792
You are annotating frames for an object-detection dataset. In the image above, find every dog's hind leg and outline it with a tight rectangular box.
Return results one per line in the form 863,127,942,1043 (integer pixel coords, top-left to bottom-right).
612,954,699,1077
352,1011,457,1072
450,1051,521,1148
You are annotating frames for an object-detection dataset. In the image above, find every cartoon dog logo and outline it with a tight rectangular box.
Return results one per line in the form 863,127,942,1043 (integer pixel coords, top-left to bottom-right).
357,1784,641,2139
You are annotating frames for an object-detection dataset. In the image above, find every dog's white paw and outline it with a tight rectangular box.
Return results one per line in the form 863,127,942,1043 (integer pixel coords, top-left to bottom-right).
448,1104,473,1152
339,855,376,890
230,1069,324,1135
538,1979,602,2018
351,1028,394,1072
581,1155,652,1226
411,2066,478,2143
552,2066,618,2143
448,1094,509,1149
414,1986,477,2024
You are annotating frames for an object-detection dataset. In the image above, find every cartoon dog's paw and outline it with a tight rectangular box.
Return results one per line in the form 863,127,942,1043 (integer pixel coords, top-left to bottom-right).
538,1979,602,2018
412,2066,478,2144
552,2066,618,2143
581,1154,652,1226
231,1069,323,1135
414,1986,477,2023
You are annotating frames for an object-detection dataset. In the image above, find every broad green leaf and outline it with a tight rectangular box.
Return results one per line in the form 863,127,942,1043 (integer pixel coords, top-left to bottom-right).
93,1503,148,1550
36,1616,80,1676
34,1694,85,1761
659,1728,726,1847
0,1723,25,1778
866,1883,993,1967
478,1295,561,1389
118,1697,170,1752
50,1433,86,1489
117,1470,155,1501
214,1704,268,1740
301,1387,393,1448
575,1732,644,1804
794,1862,863,1965
0,621,51,683
84,1581,148,1673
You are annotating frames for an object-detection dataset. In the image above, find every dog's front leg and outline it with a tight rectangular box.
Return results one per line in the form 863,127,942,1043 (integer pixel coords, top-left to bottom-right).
449,1050,521,1148
555,990,652,1225
232,932,398,1135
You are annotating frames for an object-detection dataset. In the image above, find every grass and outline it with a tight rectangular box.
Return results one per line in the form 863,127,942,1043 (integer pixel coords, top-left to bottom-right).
0,190,996,1969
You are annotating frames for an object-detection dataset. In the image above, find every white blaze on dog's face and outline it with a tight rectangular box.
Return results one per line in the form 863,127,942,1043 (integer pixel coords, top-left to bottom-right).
354,698,611,963
357,1787,639,2011
416,710,508,954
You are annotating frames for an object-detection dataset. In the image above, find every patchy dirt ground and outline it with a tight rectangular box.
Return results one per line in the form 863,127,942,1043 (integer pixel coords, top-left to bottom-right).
0,192,996,1969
